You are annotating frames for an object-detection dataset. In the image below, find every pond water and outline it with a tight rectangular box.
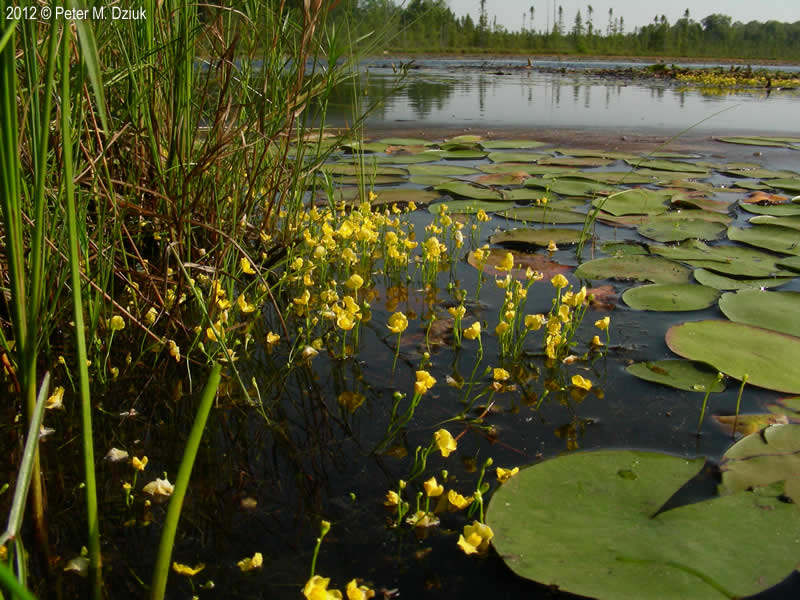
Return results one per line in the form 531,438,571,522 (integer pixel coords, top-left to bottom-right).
13,58,800,599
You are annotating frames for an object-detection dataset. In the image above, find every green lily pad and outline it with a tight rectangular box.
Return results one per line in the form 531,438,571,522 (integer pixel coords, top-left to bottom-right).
444,134,482,144
409,175,454,186
718,290,800,337
378,137,433,146
539,157,614,168
438,150,488,160
341,141,389,153
325,188,440,206
666,320,800,393
490,228,587,247
721,168,797,179
566,172,657,185
732,180,771,191
487,450,800,600
321,163,408,176
626,359,726,392
499,207,587,224
646,151,700,159
601,242,649,256
439,141,481,151
669,195,732,214
373,153,441,164
574,256,691,284
777,256,800,271
475,173,529,186
408,164,479,176
622,284,720,311
487,151,548,163
692,268,794,290
504,189,559,202
767,178,800,193
720,424,800,504
480,140,548,149
331,175,406,185
650,239,793,277
749,215,800,231
592,189,670,216
427,200,515,214
727,225,800,255
552,148,637,160
738,201,800,217
626,159,708,174
525,178,614,197
598,210,732,229
715,136,798,148
637,217,726,242
478,163,576,176
434,182,505,200
635,169,712,180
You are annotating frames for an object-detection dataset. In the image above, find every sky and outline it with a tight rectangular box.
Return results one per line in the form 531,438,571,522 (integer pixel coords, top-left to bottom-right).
443,1,800,33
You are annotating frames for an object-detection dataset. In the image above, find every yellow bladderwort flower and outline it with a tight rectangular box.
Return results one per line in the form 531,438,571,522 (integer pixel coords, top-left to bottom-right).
595,316,610,331
497,251,515,272
463,321,481,340
447,490,471,510
206,322,224,342
495,275,511,289
109,315,125,331
457,521,494,555
447,305,466,319
346,579,375,600
172,562,205,576
336,313,355,331
558,304,571,323
237,294,256,314
407,201,417,211
337,220,355,239
493,368,510,381
551,273,569,289
342,295,361,317
423,236,443,260
266,332,280,348
387,312,408,334
434,429,457,457
293,289,311,307
368,190,378,202
591,335,604,347
237,552,263,572
496,467,519,483
132,456,148,471
145,306,157,325
216,297,232,311
495,322,509,336
46,386,65,410
384,490,401,506
414,370,436,395
240,257,256,275
166,340,181,362
345,273,364,290
524,314,545,330
303,575,342,600
571,374,593,391
423,477,444,497
574,286,587,305
291,257,304,270
476,209,490,222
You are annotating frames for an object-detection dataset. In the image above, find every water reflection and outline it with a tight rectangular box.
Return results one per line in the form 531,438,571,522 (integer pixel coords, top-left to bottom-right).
327,62,800,134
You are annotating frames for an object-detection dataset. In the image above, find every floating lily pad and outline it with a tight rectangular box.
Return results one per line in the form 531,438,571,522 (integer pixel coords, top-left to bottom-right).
777,256,800,271
767,178,800,193
438,150,488,160
525,178,614,197
732,180,771,191
427,200,515,214
505,188,559,202
490,228,587,247
666,320,800,393
720,424,800,504
374,153,441,164
567,172,657,185
626,159,708,174
409,175,454,186
487,449,800,600
597,210,732,228
727,225,800,255
487,151,548,163
499,207,587,224
622,284,720,311
332,175,406,185
626,359,726,392
721,168,797,179
649,239,793,277
321,163,408,176
479,163,576,176
592,189,669,216
669,195,732,214
467,248,570,281
341,141,389,153
408,164,479,176
738,201,800,217
325,187,440,206
552,148,637,160
574,256,691,284
718,290,800,337
378,137,433,146
646,151,700,159
749,215,800,231
692,269,794,290
480,139,548,149
637,217,726,242
715,136,798,148
601,242,649,257
445,134,482,144
539,156,613,168
712,414,792,437
475,173,529,186
434,182,505,200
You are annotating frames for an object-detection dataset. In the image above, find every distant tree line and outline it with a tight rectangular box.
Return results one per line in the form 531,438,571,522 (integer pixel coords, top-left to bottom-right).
330,1,800,60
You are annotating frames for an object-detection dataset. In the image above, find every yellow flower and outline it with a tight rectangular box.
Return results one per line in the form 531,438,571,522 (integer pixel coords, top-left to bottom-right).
342,295,361,317
237,552,263,572
387,311,408,334
346,579,375,600
447,305,466,319
345,273,364,290
434,429,457,457
551,274,569,289
558,304,571,323
524,314,545,330
237,294,256,314
46,386,65,410
145,306,157,325
240,257,256,275
384,490,400,506
303,575,343,600
414,370,436,395
457,521,494,555
595,316,610,331
131,456,148,471
291,257,304,270
497,252,515,272
293,289,311,306
591,335,604,347
495,322,509,336
368,191,378,202
447,490,472,510
172,562,205,576
424,476,444,497
495,275,511,289
206,322,224,342
266,332,280,347
547,240,558,252
337,220,355,239
337,391,365,412
476,209,490,222
216,297,232,311
166,340,181,362
493,368,510,381
109,315,125,331
336,313,355,331
571,374,592,391
574,286,587,306
463,321,481,340
496,467,519,483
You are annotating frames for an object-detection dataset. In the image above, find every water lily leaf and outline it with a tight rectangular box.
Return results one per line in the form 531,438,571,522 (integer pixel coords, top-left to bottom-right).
378,137,433,146
712,414,792,437
766,178,800,193
487,450,800,600
526,178,614,197
566,171,657,185
721,168,797,179
622,284,720,311
647,151,700,159
374,153,441,164
332,175,406,185
692,268,794,290
669,195,732,214
777,256,800,271
637,217,726,242
733,180,771,191
490,228,587,247
439,141,481,151
626,359,726,392
341,141,389,153
467,248,571,281
427,200,515,214
504,188,559,202
434,182,505,200
445,134,482,144
597,210,732,228
479,163,576,176
718,290,800,337
720,424,800,504
438,149,488,160
635,169,712,180
666,321,800,393
487,151,548,163
727,225,800,255
738,201,800,217
480,139,548,149
408,164,479,176
574,256,691,284
326,188,440,206
741,191,790,204
409,175,454,186
649,239,793,277
601,242,649,256
592,189,670,216
767,396,800,418
321,163,407,176
552,148,637,160
499,206,587,224
475,173,529,186
714,136,797,148
626,159,708,174
749,215,800,231
539,157,613,168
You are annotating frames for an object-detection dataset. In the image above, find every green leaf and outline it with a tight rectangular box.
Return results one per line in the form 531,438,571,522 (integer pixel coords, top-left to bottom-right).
574,256,691,284
525,177,614,197
637,217,726,242
408,164,480,176
749,215,800,231
666,320,800,393
738,201,800,217
539,156,614,167
427,199,515,214
649,239,793,277
592,189,670,216
766,178,800,193
718,290,800,337
499,206,587,224
490,228,587,247
727,225,800,255
626,159,709,174
626,359,726,392
487,151,548,163
622,284,720,311
487,450,800,600
692,268,794,290
480,139,548,149
434,182,505,200
378,137,433,146
321,163,407,176
714,136,799,148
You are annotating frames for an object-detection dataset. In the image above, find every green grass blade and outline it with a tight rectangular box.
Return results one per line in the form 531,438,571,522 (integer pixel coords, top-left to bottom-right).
65,0,108,132
0,559,37,600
